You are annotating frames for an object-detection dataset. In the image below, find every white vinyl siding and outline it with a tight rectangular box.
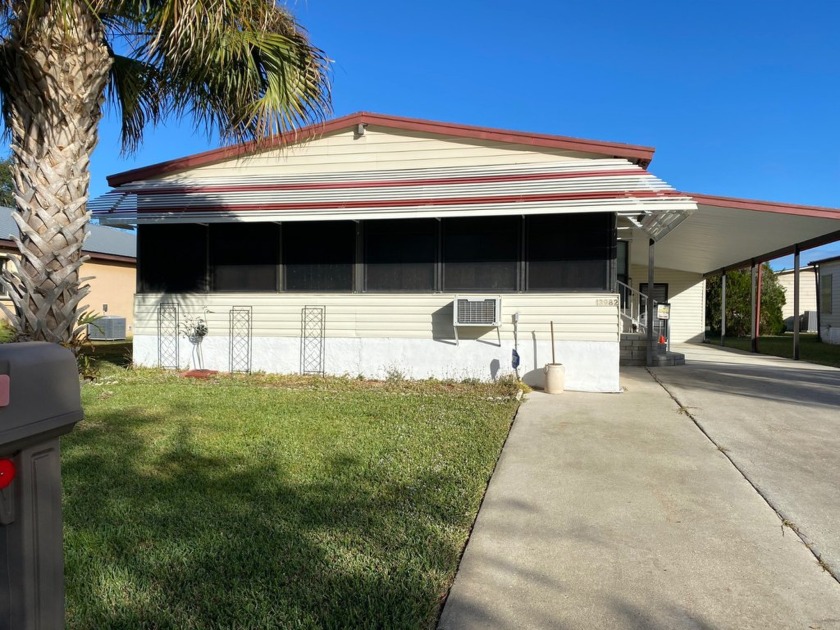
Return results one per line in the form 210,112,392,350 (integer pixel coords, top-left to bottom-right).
157,128,605,181
776,267,818,320
629,265,706,343
134,292,620,343
820,262,840,328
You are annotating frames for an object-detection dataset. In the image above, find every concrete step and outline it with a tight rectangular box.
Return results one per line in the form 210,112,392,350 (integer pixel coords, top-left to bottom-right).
620,351,685,368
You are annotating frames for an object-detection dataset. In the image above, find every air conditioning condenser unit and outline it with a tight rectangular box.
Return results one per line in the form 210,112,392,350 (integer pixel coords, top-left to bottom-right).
87,316,127,341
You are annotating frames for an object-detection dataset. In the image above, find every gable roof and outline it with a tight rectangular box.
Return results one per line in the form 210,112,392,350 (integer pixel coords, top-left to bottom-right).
809,254,840,267
106,112,657,187
0,206,136,260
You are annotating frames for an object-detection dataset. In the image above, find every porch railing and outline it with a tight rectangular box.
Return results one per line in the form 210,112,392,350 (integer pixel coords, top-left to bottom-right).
617,281,650,334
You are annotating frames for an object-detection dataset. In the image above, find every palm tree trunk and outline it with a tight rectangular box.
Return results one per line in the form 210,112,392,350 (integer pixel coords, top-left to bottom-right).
1,3,112,344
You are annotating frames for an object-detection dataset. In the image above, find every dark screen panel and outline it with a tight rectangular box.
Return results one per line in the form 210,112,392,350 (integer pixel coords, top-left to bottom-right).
210,223,280,292
443,216,519,291
284,221,355,291
526,214,613,290
138,224,207,293
365,219,437,291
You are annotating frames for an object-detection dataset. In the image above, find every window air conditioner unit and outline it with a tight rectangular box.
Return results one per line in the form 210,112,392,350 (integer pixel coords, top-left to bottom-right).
453,296,502,327
87,316,127,341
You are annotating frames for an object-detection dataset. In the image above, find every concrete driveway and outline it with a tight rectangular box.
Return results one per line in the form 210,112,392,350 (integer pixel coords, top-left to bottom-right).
439,361,840,629
653,342,840,580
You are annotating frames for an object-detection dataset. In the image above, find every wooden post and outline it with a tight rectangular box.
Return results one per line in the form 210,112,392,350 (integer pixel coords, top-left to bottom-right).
756,263,763,352
793,245,801,360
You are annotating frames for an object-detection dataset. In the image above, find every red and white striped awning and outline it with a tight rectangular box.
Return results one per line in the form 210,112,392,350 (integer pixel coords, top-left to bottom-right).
91,159,697,241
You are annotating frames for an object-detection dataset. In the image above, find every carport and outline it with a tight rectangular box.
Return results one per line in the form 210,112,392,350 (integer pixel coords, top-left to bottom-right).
626,192,840,365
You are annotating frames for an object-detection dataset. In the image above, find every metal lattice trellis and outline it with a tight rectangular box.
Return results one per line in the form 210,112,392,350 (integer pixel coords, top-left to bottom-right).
300,306,325,375
229,306,253,373
158,303,179,369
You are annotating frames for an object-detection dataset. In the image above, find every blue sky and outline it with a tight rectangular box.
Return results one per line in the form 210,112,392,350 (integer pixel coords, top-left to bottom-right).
90,0,840,269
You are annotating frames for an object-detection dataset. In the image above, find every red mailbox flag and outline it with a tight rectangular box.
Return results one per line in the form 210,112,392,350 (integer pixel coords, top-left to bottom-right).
0,459,15,489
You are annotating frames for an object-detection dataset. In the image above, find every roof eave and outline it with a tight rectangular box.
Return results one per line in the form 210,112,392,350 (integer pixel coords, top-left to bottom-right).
106,112,656,187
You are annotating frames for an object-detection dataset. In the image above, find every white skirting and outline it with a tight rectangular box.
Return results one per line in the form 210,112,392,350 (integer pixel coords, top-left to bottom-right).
820,326,840,345
133,335,620,392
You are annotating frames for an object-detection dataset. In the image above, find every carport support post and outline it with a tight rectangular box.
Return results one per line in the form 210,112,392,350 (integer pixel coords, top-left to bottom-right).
750,263,758,353
647,238,655,367
720,270,726,346
793,244,801,360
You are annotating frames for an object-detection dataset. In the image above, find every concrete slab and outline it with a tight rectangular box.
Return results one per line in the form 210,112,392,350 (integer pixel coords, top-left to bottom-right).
653,343,840,579
439,369,840,629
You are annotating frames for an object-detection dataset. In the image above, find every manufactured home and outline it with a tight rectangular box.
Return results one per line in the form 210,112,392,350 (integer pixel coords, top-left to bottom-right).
810,255,840,344
91,113,840,390
776,266,818,331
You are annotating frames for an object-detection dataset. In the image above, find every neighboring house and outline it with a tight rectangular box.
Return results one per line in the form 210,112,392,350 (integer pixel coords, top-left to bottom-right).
776,266,818,331
91,113,840,390
0,206,137,334
810,255,840,344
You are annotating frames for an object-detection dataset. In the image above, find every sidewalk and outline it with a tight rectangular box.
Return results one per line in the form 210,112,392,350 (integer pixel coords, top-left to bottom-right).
438,369,840,629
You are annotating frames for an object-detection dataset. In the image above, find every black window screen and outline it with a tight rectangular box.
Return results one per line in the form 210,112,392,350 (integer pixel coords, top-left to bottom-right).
138,224,207,293
526,214,613,290
617,240,629,284
639,283,668,304
443,217,519,291
284,221,355,291
365,219,437,292
210,223,280,292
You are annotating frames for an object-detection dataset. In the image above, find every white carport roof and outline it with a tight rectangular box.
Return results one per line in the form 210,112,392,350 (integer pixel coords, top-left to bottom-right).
627,194,840,276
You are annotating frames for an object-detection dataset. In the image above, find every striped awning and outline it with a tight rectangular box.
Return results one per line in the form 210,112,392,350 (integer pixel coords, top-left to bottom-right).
91,159,697,240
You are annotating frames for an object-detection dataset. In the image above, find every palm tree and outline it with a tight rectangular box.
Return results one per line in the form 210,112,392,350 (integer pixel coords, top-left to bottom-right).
0,0,330,343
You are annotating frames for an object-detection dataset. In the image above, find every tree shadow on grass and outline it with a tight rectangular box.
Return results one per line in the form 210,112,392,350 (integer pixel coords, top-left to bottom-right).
62,401,483,629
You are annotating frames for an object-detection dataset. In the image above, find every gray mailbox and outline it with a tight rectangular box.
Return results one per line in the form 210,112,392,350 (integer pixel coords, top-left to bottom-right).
0,342,84,630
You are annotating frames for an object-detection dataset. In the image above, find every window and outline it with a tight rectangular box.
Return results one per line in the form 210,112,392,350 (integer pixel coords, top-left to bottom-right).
284,221,355,291
526,214,613,291
821,274,833,314
138,224,207,293
210,223,280,292
616,240,629,285
365,219,437,292
639,283,669,304
443,217,519,291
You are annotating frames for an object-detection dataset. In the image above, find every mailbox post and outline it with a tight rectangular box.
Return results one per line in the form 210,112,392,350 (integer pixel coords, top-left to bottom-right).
0,342,84,630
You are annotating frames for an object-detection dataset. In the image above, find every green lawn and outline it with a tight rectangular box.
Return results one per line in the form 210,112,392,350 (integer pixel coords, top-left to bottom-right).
64,363,520,629
705,333,840,369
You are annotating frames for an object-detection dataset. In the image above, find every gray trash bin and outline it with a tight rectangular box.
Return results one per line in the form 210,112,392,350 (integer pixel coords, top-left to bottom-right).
0,342,84,630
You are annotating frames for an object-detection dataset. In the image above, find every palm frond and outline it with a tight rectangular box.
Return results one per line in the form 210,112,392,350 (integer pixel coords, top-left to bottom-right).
105,52,163,153
132,0,332,145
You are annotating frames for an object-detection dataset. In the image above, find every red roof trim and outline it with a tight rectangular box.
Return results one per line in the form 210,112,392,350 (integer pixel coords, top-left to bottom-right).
135,168,647,196
107,112,656,187
131,189,684,215
688,193,840,220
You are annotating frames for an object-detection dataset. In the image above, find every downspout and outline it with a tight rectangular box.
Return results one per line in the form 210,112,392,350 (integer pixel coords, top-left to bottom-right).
815,268,822,342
